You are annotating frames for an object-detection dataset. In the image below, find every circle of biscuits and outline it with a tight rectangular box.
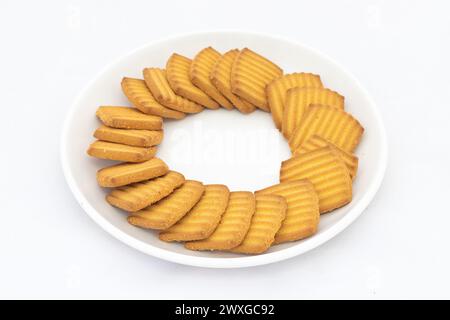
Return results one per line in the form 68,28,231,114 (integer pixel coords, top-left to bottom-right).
87,47,364,255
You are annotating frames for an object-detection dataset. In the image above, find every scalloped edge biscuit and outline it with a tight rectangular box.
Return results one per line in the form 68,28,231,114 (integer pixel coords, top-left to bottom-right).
231,48,283,111
210,49,256,114
159,184,230,241
166,53,219,109
190,47,233,109
127,180,205,230
121,78,185,119
143,68,203,114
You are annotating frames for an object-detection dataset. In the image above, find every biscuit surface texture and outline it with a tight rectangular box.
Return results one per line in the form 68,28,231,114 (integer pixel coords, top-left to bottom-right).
96,157,169,187
210,49,256,114
166,53,219,109
231,48,283,111
185,191,256,251
288,104,364,153
94,125,163,147
280,146,352,213
282,87,345,139
121,78,185,119
143,68,203,114
231,194,287,254
190,47,233,109
294,134,358,179
87,141,156,162
256,180,319,244
106,171,185,212
159,184,230,242
266,73,323,129
127,180,205,230
96,106,163,130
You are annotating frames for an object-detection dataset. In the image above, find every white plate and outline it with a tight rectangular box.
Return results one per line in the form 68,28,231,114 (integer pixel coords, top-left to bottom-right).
61,31,387,268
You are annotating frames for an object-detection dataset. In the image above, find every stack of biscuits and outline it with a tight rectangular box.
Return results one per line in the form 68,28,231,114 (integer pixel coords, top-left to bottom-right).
87,47,364,254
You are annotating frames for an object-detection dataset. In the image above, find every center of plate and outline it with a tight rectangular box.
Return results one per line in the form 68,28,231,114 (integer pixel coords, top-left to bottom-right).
156,108,291,191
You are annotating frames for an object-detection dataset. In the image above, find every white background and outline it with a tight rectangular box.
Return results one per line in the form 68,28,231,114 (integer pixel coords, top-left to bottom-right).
1,0,449,299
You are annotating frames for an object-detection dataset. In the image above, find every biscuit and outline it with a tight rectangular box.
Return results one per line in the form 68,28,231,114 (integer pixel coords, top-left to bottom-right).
210,49,256,114
94,125,163,147
185,191,256,251
189,47,233,110
230,48,283,111
127,180,205,230
289,104,364,153
294,134,358,179
143,68,203,114
280,146,352,213
96,106,163,130
106,171,185,212
282,88,345,139
96,157,168,187
231,194,287,254
256,180,319,244
266,73,323,129
121,78,185,119
159,184,230,242
87,141,156,162
166,53,220,109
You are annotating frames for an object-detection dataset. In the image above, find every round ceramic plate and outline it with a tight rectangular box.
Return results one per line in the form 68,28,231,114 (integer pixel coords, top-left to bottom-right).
61,31,387,268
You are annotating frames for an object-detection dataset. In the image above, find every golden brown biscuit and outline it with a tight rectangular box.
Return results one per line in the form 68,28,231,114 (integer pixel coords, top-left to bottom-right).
159,184,230,242
256,180,319,244
96,157,168,187
266,73,323,130
127,180,205,230
294,134,358,179
231,194,287,254
106,171,185,212
210,49,256,114
185,191,256,251
96,106,163,130
143,68,203,114
87,141,156,162
281,88,344,139
93,125,163,147
289,105,364,153
166,53,219,109
282,87,345,139
231,48,283,111
280,146,352,213
121,78,185,119
189,47,233,109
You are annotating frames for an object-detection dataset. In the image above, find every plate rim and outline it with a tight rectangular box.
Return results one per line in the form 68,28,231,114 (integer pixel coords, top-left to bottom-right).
61,30,388,268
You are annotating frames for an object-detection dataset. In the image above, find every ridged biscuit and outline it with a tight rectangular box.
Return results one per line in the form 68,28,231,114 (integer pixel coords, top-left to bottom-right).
256,180,319,244
94,125,163,147
190,47,233,109
159,184,230,242
185,191,256,251
96,157,168,187
266,73,323,129
143,68,203,114
166,53,219,109
127,180,205,230
282,87,345,139
121,78,185,119
87,141,156,162
289,105,364,153
210,49,256,114
294,134,358,179
96,106,163,130
280,146,352,213
231,48,283,111
231,194,287,254
106,171,185,212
